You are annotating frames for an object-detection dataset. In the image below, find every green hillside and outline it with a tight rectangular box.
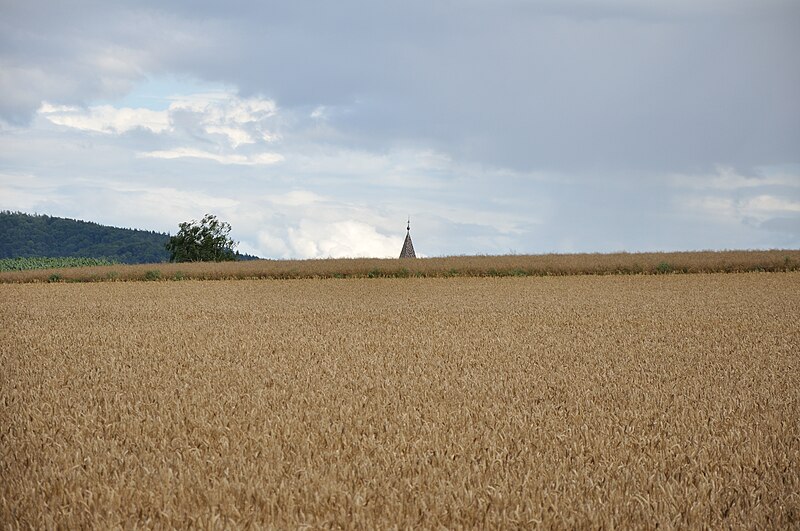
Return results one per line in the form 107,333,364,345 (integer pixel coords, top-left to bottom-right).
0,211,170,263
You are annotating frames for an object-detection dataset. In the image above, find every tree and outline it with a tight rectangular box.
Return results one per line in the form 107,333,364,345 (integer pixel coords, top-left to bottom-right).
166,214,238,262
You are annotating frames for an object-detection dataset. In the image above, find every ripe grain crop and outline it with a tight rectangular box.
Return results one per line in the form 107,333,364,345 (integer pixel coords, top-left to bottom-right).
0,249,798,283
1,273,798,527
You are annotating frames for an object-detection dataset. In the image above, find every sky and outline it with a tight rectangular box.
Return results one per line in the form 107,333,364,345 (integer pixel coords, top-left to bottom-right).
1,0,799,258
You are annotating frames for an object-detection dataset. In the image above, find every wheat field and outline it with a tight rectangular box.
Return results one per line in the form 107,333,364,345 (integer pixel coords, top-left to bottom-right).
1,249,799,283
1,273,798,528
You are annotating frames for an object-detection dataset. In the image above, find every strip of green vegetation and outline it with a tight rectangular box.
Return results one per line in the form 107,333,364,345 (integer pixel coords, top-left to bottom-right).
0,256,118,272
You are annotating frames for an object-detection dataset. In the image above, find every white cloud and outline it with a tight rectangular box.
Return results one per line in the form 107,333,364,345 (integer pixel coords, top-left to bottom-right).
741,195,800,217
139,148,283,165
264,190,325,207
681,194,800,225
106,183,240,210
238,190,404,258
428,205,531,235
169,92,276,117
0,172,58,191
310,106,327,120
37,90,281,154
670,165,800,190
287,147,453,190
287,219,400,259
39,103,170,134
673,166,800,245
0,172,66,213
37,89,286,166
256,231,291,257
166,92,279,148
204,125,255,147
683,196,738,222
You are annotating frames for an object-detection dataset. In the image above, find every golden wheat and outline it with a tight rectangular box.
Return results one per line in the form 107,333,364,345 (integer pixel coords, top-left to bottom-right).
1,249,798,283
1,273,798,527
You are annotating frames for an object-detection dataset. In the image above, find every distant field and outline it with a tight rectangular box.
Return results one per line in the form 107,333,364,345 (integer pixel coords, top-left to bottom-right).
1,273,798,527
0,256,117,272
0,249,798,283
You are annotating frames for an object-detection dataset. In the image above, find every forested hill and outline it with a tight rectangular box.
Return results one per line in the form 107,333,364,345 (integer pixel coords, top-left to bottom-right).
0,211,170,263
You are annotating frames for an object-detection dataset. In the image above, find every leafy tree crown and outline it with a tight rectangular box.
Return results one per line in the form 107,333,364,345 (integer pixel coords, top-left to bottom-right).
166,214,238,262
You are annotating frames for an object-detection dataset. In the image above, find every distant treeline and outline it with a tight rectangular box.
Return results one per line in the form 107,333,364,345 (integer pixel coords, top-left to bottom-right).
0,211,170,263
0,211,260,264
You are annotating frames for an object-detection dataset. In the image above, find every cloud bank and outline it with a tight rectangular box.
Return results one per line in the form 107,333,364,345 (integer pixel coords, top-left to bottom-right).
1,1,798,257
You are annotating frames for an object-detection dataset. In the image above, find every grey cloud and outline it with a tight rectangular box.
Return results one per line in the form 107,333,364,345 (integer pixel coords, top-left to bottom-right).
154,0,800,172
0,1,218,122
759,217,800,236
3,1,798,173
1,0,799,257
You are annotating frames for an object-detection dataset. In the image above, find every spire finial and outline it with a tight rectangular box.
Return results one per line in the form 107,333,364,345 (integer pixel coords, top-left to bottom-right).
407,217,410,232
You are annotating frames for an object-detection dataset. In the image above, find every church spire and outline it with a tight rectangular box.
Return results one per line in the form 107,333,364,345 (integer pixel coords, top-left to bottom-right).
399,217,416,258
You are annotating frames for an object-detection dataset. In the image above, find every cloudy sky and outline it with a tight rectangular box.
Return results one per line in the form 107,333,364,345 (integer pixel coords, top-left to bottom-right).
1,0,798,258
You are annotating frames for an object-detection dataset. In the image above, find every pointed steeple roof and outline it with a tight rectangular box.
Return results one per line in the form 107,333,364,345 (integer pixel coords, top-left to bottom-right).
399,218,416,258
